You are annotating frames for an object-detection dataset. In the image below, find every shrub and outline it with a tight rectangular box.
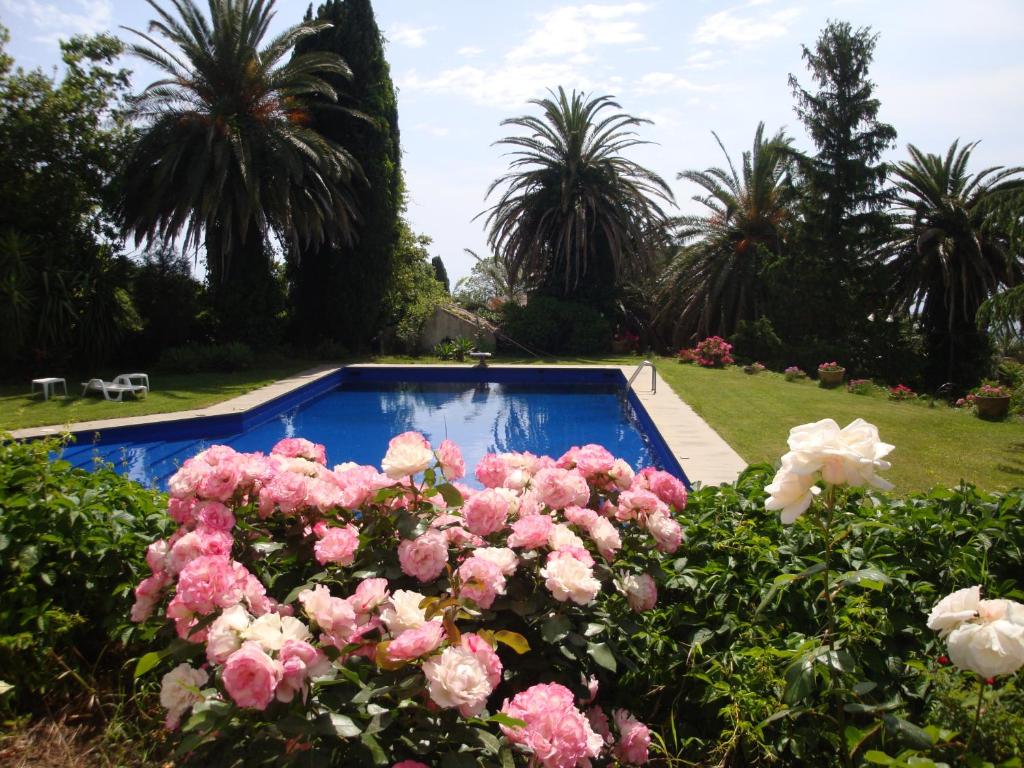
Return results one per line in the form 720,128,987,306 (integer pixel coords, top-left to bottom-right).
130,436,685,764
693,336,734,367
500,296,611,355
973,382,1011,398
0,435,169,710
159,342,255,373
784,365,807,381
434,336,475,361
730,317,783,367
888,383,916,401
742,362,766,375
847,378,874,395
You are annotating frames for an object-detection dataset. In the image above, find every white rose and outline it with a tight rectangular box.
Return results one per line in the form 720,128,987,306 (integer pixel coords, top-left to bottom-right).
381,432,434,479
785,418,894,490
242,612,311,652
927,586,981,636
946,620,1024,678
548,523,586,551
380,589,428,635
472,546,519,576
206,604,252,665
160,663,208,729
541,556,601,605
764,463,820,524
422,646,493,716
503,468,531,491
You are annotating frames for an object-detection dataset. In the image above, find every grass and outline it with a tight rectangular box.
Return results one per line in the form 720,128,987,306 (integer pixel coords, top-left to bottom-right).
0,361,319,432
655,360,1024,494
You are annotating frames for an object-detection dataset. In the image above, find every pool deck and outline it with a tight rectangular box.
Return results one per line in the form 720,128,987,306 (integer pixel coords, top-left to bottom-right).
11,363,747,487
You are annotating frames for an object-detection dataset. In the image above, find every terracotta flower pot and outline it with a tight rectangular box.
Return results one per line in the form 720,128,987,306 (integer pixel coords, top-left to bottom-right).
975,395,1010,420
818,367,845,388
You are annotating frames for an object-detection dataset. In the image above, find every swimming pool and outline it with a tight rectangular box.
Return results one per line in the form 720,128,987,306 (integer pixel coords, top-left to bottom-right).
56,366,687,489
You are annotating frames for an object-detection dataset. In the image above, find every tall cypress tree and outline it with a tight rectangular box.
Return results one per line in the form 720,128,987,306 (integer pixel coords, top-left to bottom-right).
780,21,897,354
288,0,402,349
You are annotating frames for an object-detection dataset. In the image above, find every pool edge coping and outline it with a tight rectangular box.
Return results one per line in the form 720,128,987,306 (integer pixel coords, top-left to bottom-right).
10,363,747,487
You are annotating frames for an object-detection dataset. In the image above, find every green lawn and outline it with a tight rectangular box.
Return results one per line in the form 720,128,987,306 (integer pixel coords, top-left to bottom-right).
654,359,1023,494
0,362,319,432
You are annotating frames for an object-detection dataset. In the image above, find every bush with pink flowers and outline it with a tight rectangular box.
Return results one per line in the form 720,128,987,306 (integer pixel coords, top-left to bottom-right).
131,434,687,765
692,336,734,368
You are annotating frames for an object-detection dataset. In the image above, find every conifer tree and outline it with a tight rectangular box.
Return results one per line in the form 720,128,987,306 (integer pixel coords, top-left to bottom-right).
289,0,402,349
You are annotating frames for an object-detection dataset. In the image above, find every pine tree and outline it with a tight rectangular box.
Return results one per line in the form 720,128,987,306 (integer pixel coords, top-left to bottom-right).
431,256,450,293
288,0,402,349
782,21,897,355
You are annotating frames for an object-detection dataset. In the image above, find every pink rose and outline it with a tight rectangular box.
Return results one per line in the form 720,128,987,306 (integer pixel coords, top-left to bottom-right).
646,512,683,554
222,641,282,710
613,709,651,765
387,620,445,661
298,584,357,640
175,555,249,615
166,527,233,575
587,517,622,561
398,530,449,582
347,578,390,615
615,489,664,522
507,514,553,549
638,468,687,511
457,556,506,609
532,467,590,510
314,524,360,566
382,431,434,479
608,459,635,490
422,646,494,716
563,505,600,528
574,444,615,478
621,573,657,612
462,488,510,536
276,639,329,703
461,633,502,688
167,497,197,526
195,461,241,502
271,437,327,465
131,572,171,622
500,683,603,768
392,762,430,768
258,470,310,516
437,439,465,480
195,501,235,531
475,453,509,488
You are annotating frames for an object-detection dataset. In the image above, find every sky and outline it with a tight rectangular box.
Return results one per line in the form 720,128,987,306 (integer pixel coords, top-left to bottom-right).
2,0,1024,284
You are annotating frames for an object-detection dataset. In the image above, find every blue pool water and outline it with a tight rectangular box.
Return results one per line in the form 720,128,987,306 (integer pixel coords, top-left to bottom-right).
56,367,686,490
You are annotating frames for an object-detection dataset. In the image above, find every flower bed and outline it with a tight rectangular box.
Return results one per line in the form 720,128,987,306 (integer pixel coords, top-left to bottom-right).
131,434,688,765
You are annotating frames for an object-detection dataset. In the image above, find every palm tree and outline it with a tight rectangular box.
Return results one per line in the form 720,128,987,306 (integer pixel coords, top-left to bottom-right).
120,0,362,340
656,123,795,344
481,87,674,301
888,140,1024,383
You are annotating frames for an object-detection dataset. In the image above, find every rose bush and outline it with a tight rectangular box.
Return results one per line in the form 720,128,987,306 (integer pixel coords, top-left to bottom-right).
130,435,687,765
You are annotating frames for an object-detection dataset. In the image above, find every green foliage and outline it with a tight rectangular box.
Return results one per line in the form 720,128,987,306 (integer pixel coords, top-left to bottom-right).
659,123,795,345
782,21,897,361
500,296,612,355
288,0,404,351
433,336,475,361
611,468,1024,766
129,241,206,359
0,434,169,710
0,31,136,368
483,87,674,301
158,342,255,373
381,224,449,353
121,0,361,345
730,317,784,367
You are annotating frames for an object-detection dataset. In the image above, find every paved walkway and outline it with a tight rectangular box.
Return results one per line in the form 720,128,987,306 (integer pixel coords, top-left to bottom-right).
13,363,748,487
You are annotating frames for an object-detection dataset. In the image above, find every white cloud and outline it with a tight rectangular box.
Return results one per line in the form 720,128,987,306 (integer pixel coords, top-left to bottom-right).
457,45,484,57
387,24,435,48
398,64,613,111
685,50,721,71
507,3,651,62
693,5,802,45
2,0,113,44
633,72,720,97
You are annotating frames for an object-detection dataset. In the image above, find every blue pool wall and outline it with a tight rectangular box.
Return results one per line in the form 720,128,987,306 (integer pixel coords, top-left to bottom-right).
48,366,690,489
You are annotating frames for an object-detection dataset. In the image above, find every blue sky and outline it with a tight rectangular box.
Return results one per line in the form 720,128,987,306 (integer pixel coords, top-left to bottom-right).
3,0,1023,283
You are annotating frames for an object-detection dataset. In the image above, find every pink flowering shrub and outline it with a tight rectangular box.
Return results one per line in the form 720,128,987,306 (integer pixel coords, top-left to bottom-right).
692,336,734,368
131,435,687,765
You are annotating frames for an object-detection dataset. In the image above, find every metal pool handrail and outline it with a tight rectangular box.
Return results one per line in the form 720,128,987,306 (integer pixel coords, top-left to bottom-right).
627,360,657,394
